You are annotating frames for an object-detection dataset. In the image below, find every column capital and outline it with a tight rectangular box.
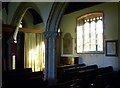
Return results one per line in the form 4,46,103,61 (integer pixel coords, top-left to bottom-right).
43,31,58,39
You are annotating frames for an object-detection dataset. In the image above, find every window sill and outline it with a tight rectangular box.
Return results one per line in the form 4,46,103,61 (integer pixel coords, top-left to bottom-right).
77,51,104,54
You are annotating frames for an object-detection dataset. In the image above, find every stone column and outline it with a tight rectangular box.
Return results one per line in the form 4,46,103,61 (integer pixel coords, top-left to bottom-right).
44,31,58,85
16,32,24,69
7,36,13,70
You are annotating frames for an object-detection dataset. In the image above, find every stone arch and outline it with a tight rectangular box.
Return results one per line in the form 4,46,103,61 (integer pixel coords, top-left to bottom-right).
10,2,43,41
46,2,69,32
11,2,43,26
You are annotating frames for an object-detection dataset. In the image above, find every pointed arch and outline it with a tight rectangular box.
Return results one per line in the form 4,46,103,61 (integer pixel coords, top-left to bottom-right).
11,2,43,26
46,2,69,32
10,2,44,41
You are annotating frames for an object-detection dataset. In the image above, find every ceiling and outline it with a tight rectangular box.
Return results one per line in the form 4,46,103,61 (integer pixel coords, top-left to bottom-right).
28,9,43,25
2,2,9,9
2,2,9,14
2,2,43,25
2,2,103,24
64,2,103,15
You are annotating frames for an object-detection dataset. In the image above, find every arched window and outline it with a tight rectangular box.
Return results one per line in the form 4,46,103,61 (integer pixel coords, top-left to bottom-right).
77,12,103,53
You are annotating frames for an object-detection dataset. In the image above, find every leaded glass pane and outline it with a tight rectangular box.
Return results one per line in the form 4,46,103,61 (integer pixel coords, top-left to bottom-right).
96,20,103,51
77,26,83,53
90,21,96,51
84,22,90,51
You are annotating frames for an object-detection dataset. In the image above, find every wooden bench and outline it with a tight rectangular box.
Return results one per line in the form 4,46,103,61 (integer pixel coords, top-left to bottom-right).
46,79,82,88
58,65,98,82
57,63,86,81
3,68,45,88
57,63,86,72
58,65,113,84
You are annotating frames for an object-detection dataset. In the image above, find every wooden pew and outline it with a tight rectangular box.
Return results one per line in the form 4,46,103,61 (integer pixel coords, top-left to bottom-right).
57,63,86,72
63,64,98,74
3,68,45,88
57,63,86,81
46,79,83,88
59,65,113,86
78,66,113,88
58,65,98,82
3,68,32,76
92,70,120,88
78,66,114,88
97,66,113,75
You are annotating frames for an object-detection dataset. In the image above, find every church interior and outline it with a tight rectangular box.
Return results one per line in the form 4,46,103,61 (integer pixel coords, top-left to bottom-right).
2,1,120,88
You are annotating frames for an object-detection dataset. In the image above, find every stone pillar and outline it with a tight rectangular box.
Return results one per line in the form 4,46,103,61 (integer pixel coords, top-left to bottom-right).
44,31,58,85
7,36,13,70
16,32,24,69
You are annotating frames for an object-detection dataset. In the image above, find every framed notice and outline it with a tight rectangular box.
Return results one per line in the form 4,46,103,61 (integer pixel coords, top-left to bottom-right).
106,40,118,56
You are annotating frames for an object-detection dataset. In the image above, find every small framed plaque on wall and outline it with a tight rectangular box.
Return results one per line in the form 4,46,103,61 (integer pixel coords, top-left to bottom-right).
106,40,118,56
